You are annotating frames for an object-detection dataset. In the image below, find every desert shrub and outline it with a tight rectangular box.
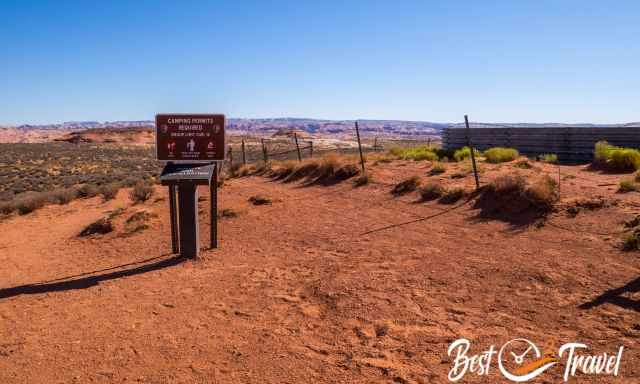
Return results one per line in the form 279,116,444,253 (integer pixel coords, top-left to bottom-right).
618,179,638,193
99,183,120,201
269,160,297,179
594,141,615,164
77,183,99,198
129,181,154,204
124,210,157,232
386,146,439,161
477,174,557,215
418,182,445,201
594,141,640,172
609,149,640,172
15,193,47,215
622,231,639,251
428,163,446,176
248,195,272,205
0,201,15,215
47,188,77,205
525,175,559,209
353,173,371,187
540,153,558,164
391,176,420,195
438,187,465,204
491,174,527,194
334,163,359,180
218,208,239,218
387,147,405,158
79,217,113,237
433,148,456,160
285,161,320,182
402,146,438,161
484,147,519,163
453,146,481,162
513,158,533,169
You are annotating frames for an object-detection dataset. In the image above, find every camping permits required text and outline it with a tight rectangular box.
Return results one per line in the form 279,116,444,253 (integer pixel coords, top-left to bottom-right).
156,114,225,162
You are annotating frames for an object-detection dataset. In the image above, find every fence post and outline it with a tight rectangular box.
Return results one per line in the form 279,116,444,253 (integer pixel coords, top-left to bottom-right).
228,147,233,171
261,138,268,163
465,115,480,191
294,132,302,162
355,121,366,174
241,139,246,166
373,137,378,151
309,141,313,158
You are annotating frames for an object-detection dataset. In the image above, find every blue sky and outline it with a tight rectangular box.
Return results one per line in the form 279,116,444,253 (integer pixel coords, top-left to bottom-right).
1,0,638,125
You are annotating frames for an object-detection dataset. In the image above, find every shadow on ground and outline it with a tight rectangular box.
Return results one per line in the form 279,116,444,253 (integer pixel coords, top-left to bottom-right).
0,254,186,300
579,277,640,312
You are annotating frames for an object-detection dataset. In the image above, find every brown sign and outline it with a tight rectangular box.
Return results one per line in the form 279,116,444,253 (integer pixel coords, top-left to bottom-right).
156,114,225,162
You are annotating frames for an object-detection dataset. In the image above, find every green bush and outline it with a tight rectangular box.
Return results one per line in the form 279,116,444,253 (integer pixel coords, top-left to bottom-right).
453,146,481,162
594,141,640,172
402,146,439,161
386,146,438,161
540,154,558,164
609,149,640,172
484,147,519,163
618,179,638,193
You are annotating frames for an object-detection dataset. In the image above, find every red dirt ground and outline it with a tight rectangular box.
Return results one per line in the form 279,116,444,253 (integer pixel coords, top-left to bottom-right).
0,159,639,383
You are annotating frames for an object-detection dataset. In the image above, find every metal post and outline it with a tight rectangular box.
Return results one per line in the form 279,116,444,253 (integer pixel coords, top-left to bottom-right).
177,182,199,258
465,115,480,190
210,163,218,249
228,147,233,172
294,132,302,161
355,121,366,174
373,137,378,151
261,139,268,163
168,184,179,254
309,141,313,158
241,139,246,166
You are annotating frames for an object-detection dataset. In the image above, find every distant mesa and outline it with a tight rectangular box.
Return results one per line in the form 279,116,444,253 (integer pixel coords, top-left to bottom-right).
55,126,154,145
271,128,313,139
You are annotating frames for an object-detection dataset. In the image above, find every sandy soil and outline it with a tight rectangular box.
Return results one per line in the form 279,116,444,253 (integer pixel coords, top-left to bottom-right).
0,160,638,383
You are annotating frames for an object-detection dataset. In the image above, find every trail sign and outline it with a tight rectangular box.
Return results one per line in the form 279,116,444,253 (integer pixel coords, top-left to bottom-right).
156,114,225,162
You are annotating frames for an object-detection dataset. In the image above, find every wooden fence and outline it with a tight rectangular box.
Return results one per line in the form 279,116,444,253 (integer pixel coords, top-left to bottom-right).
443,127,640,161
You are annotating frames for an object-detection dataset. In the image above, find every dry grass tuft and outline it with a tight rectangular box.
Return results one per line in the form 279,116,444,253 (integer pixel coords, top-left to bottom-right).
129,181,154,204
79,217,113,237
513,158,533,169
353,173,371,187
474,174,558,224
418,182,445,201
438,187,466,204
99,183,120,201
391,176,420,195
428,163,446,176
248,195,272,205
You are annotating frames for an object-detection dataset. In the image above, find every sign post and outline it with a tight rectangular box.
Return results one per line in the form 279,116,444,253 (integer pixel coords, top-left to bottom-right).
156,114,225,258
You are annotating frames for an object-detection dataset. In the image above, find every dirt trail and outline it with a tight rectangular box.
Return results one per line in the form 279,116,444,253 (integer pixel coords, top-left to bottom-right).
0,160,639,383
